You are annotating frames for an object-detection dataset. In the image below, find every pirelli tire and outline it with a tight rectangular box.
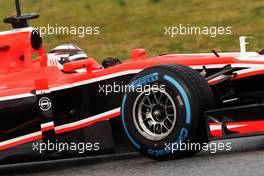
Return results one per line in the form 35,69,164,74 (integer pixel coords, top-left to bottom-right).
121,64,215,160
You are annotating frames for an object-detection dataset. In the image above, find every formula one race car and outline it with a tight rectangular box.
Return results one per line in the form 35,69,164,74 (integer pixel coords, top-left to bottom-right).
1,0,264,164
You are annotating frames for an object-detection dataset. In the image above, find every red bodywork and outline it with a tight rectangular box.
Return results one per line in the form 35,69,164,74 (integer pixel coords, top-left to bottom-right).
1,28,264,98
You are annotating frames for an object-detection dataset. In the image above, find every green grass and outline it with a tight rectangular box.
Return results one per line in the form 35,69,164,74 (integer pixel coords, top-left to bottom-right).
1,0,264,62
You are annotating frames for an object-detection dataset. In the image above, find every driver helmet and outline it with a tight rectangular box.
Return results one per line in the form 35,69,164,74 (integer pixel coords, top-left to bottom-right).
47,44,88,72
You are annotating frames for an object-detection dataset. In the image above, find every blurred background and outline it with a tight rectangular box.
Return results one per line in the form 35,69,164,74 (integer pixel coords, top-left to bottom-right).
0,0,264,62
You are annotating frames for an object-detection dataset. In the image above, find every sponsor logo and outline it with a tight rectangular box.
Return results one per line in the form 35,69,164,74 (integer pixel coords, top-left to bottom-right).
39,97,52,111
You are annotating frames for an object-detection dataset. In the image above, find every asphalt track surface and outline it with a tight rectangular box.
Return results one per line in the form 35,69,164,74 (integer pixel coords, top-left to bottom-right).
1,136,264,176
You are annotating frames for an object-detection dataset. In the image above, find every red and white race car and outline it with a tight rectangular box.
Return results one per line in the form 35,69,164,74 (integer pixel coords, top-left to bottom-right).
1,0,264,163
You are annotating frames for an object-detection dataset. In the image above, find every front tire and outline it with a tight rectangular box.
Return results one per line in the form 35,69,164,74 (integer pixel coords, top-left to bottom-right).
122,64,214,160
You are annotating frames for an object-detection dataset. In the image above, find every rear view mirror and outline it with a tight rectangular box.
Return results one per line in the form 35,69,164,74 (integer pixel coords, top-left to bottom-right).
63,59,93,73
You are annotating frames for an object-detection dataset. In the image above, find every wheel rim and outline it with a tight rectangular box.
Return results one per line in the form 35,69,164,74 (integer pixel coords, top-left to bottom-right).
133,87,177,141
